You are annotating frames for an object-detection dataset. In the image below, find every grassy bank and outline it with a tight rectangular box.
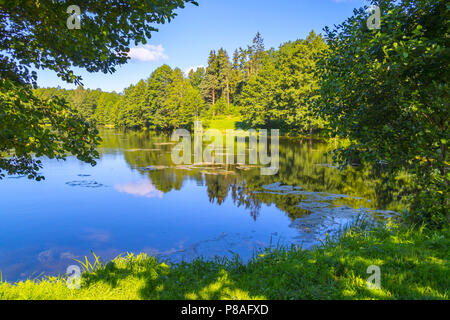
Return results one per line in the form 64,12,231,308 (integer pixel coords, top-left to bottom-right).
1,222,448,300
201,115,243,131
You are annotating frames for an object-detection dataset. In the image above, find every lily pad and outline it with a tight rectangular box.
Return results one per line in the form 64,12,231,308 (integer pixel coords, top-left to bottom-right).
140,165,169,171
65,180,106,188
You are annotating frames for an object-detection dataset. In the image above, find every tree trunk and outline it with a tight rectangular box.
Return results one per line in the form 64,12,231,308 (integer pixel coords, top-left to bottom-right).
226,75,230,107
309,125,313,146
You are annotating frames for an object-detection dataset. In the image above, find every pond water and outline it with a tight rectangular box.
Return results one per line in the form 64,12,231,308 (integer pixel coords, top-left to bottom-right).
0,130,402,282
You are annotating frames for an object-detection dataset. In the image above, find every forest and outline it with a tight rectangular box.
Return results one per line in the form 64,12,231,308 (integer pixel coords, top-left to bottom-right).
31,0,448,229
0,0,448,302
33,31,328,135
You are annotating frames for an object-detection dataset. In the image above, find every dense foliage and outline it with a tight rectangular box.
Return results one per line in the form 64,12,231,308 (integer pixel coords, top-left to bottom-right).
34,31,329,135
0,81,100,180
0,0,197,179
2,0,448,228
317,0,449,228
240,31,328,134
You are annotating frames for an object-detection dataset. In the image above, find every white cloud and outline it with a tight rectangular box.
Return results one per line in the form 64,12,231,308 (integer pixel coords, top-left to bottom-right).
115,181,163,199
128,44,168,62
184,65,205,77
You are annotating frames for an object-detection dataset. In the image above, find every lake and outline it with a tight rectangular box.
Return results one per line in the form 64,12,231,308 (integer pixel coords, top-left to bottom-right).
0,129,402,282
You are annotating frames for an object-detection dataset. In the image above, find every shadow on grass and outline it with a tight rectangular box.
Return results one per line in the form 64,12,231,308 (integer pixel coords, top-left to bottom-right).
79,226,449,300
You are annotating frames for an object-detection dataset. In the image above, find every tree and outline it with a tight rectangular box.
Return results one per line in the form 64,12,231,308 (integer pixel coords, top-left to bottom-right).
121,80,149,129
240,55,278,127
0,81,100,180
178,84,205,125
0,0,197,180
32,86,120,125
241,31,327,133
200,50,219,105
188,67,206,90
251,32,265,74
236,32,266,80
167,69,205,128
94,91,119,125
146,65,176,130
317,0,449,227
135,65,205,131
217,48,232,107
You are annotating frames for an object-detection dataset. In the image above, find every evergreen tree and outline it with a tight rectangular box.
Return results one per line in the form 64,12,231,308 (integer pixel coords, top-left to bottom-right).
200,50,219,105
251,32,265,74
217,48,232,108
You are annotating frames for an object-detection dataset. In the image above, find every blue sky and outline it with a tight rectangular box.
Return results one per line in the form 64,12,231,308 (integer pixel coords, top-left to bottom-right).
37,0,366,93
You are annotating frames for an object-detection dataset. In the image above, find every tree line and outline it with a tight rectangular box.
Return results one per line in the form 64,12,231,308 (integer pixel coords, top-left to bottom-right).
34,31,329,134
3,0,447,228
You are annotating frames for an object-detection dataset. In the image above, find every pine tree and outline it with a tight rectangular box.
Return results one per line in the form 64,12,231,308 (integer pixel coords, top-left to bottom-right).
252,32,265,74
200,51,219,105
217,48,232,108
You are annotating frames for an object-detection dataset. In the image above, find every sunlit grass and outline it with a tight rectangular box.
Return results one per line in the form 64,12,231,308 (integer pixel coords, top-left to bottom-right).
202,115,242,131
0,223,448,300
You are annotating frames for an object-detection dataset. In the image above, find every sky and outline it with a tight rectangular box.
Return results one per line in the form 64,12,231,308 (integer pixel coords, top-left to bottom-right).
36,0,366,93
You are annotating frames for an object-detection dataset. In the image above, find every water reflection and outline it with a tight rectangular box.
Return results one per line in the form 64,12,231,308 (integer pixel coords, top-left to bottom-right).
115,181,163,199
100,129,407,219
0,129,408,282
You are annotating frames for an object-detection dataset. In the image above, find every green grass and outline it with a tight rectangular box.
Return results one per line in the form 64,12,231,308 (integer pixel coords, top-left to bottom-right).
201,115,243,131
0,222,448,300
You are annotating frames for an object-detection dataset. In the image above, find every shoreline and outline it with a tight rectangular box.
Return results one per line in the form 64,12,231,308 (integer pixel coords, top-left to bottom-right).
1,223,448,300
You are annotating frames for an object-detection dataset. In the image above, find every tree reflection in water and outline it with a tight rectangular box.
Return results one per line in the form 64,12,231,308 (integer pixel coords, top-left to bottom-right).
99,129,410,221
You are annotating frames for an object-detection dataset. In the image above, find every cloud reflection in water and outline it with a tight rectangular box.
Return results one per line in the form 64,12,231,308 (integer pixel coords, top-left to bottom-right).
114,180,163,199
